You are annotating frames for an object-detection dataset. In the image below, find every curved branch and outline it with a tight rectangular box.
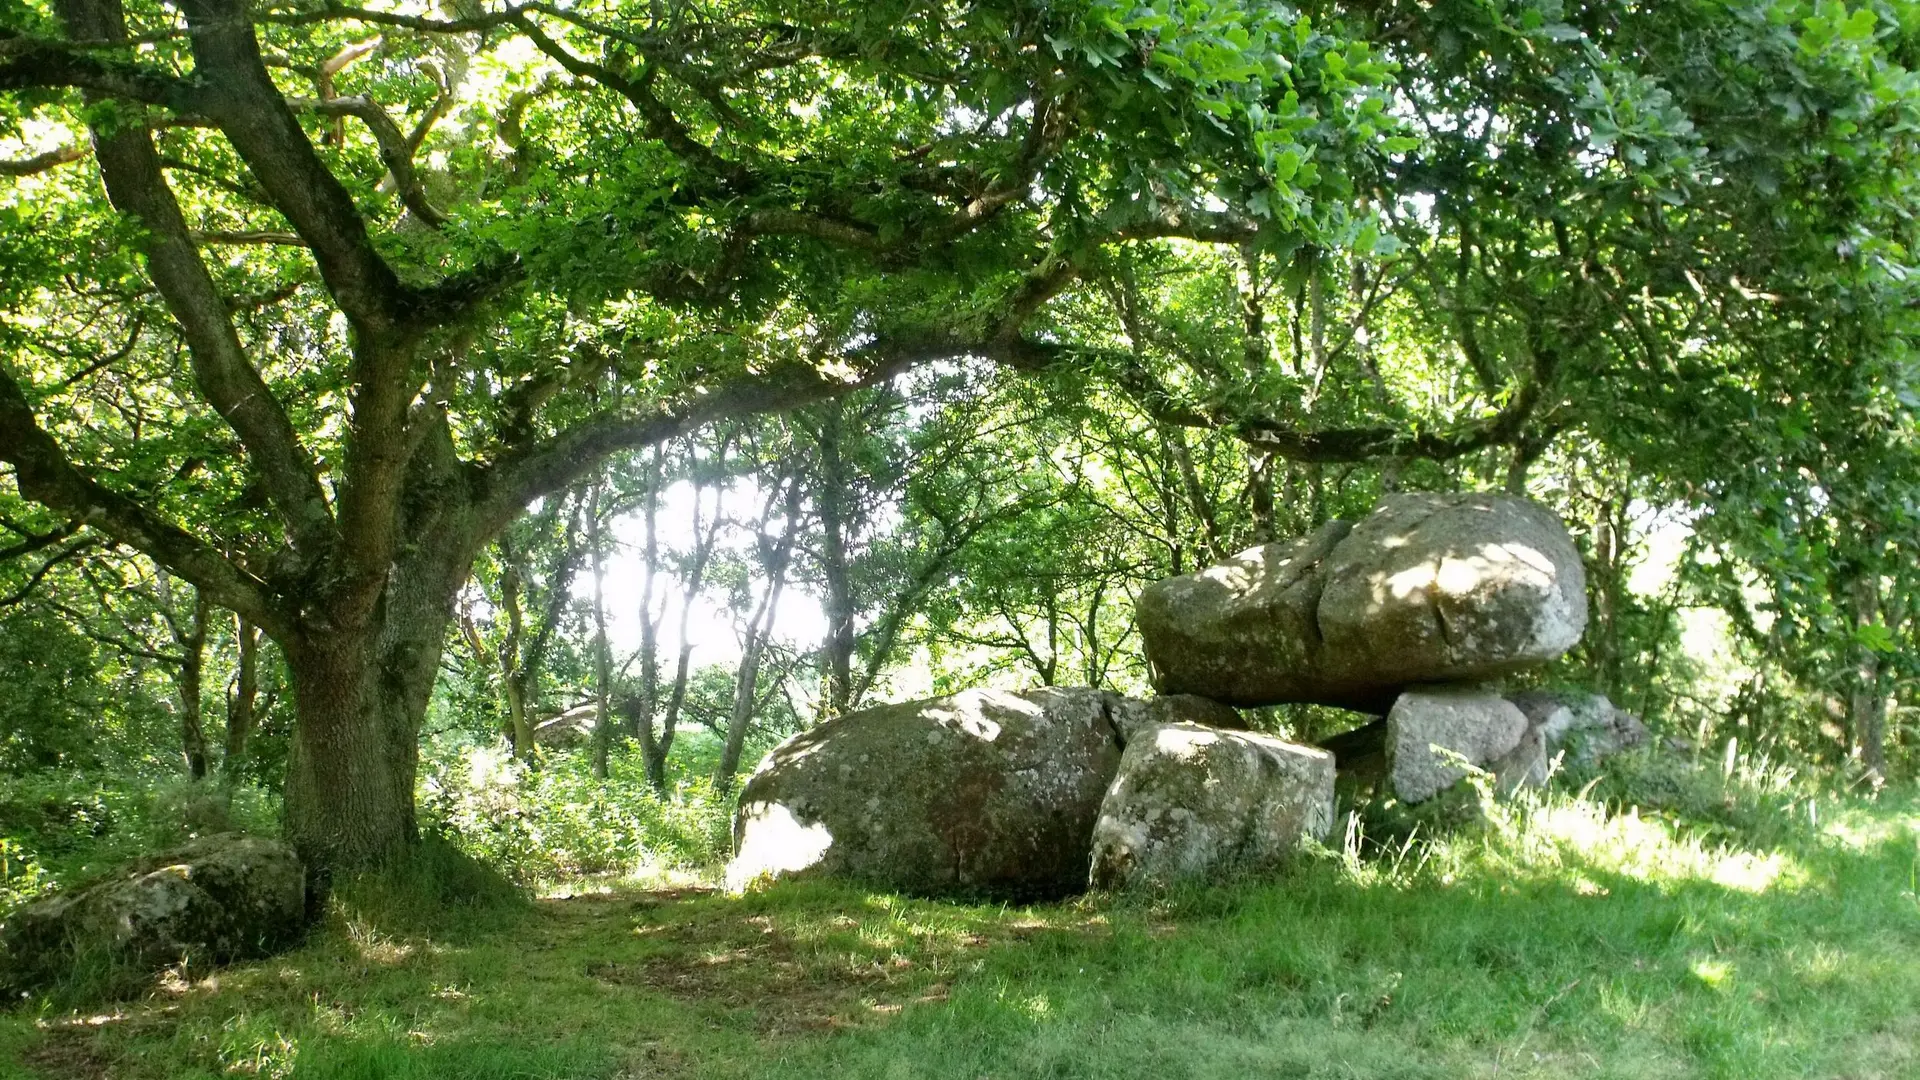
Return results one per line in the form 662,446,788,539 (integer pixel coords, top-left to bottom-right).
0,365,282,633
296,95,449,226
476,335,994,529
58,0,336,552
171,0,413,339
0,144,85,176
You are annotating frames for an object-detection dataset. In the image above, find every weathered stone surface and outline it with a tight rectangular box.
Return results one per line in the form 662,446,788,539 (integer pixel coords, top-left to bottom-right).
1508,690,1650,771
1138,494,1587,711
0,833,307,996
727,687,1124,900
1090,724,1333,890
1105,693,1247,744
1385,687,1529,804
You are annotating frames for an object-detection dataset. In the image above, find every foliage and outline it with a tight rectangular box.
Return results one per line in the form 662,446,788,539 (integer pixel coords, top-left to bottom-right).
418,737,733,888
0,770,277,910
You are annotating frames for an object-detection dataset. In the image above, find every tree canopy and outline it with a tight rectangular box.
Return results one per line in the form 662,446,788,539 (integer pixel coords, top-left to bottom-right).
3,0,1918,869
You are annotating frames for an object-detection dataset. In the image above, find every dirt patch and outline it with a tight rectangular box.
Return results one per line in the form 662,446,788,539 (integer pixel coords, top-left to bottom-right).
20,1025,117,1080
584,922,941,1035
555,888,1103,1036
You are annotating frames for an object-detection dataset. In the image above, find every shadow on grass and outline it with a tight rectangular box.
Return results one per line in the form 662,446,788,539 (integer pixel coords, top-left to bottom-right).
6,804,1918,1080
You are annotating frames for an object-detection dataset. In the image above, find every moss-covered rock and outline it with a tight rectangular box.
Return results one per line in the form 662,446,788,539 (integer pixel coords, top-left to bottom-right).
0,833,307,999
1139,494,1587,712
728,688,1126,900
1089,724,1333,891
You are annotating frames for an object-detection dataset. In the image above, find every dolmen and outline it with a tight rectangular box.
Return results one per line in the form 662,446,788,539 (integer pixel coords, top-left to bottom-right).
728,688,1333,898
729,492,1639,899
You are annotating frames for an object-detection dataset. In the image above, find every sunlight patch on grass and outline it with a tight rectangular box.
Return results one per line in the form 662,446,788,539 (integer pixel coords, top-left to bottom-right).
1450,792,1809,895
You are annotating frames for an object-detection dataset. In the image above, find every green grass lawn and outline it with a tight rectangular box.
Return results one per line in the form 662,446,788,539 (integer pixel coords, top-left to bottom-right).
4,776,1918,1080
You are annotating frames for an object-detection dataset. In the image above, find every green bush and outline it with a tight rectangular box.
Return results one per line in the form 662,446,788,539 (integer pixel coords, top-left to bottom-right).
418,739,733,888
0,771,278,911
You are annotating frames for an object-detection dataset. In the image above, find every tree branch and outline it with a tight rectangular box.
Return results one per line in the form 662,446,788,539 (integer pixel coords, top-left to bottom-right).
294,95,449,226
171,0,413,339
0,365,282,632
57,0,337,553
0,144,86,176
477,335,990,530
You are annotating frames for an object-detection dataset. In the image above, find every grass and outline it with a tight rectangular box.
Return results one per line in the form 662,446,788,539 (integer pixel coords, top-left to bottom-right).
3,759,1918,1079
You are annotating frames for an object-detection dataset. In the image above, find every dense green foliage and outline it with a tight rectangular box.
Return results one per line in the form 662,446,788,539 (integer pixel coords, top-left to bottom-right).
4,0,1920,1071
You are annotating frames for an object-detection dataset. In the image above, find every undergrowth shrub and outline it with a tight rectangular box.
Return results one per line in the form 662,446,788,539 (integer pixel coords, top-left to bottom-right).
0,771,278,911
1331,739,1848,898
418,740,733,887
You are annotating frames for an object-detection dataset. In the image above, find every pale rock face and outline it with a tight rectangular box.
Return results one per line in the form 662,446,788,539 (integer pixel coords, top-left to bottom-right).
1507,690,1650,772
1089,723,1333,891
0,833,307,996
1138,494,1587,711
727,687,1124,900
1385,687,1529,804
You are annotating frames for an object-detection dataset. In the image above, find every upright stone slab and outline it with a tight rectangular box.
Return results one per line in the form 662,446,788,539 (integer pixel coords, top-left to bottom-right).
1385,687,1529,804
1089,724,1333,891
1138,494,1587,712
728,687,1124,900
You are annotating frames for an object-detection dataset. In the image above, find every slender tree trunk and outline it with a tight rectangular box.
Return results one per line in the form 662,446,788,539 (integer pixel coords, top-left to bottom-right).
657,480,723,790
588,481,615,781
221,615,261,783
1850,573,1889,782
716,476,801,790
632,446,666,785
177,592,211,780
816,404,856,718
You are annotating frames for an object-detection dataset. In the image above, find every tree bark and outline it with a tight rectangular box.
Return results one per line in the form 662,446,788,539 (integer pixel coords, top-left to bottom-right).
222,615,261,783
715,474,801,790
280,538,472,874
1849,573,1889,782
588,480,615,781
655,455,726,790
815,403,857,718
176,592,210,780
631,447,668,788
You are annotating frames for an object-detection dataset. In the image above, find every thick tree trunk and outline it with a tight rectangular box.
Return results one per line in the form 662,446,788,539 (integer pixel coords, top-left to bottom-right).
280,545,468,873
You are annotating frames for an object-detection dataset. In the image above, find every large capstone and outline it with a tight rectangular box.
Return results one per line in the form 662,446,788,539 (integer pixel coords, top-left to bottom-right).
727,687,1125,900
0,833,307,997
1138,493,1587,711
1385,686,1529,804
1089,724,1333,891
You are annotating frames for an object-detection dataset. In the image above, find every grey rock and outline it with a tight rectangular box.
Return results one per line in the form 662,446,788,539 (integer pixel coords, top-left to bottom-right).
0,833,307,996
1139,494,1587,711
727,687,1124,900
1090,724,1333,890
1385,687,1529,803
1508,690,1650,772
1106,693,1247,745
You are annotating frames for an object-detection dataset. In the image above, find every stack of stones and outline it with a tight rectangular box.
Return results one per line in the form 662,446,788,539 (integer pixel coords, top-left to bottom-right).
1137,492,1642,806
728,492,1643,900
